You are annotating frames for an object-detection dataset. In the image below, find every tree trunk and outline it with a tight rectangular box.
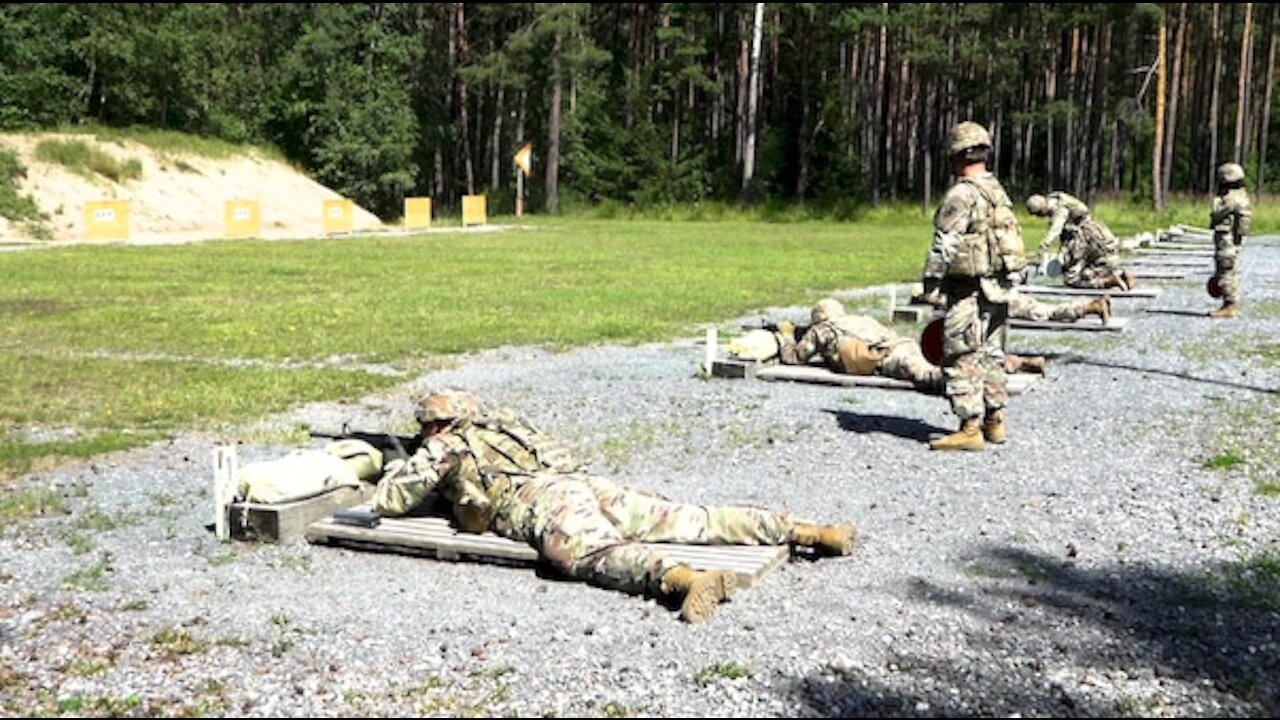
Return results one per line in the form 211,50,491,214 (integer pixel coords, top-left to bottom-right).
740,2,764,202
546,33,563,213
795,10,812,201
1209,3,1223,190
872,4,888,205
490,83,505,193
1153,14,1166,211
1259,6,1277,195
454,3,475,196
1235,3,1254,163
1162,3,1187,199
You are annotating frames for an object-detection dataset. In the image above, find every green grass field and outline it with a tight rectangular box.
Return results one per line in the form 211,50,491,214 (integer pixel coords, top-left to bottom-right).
2,197,1278,481
0,217,928,480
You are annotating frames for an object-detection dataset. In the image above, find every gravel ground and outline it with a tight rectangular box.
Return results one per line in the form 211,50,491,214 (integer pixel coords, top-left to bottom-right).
2,238,1278,718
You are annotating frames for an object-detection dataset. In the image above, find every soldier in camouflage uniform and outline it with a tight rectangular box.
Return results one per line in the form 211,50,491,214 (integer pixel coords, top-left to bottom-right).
914,287,1112,338
1007,288,1110,326
1208,162,1252,318
1026,192,1135,291
776,298,944,391
372,389,855,624
921,121,1026,451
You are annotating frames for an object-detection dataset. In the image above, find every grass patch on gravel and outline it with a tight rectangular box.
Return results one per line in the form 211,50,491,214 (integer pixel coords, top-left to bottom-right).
1203,397,1280,495
696,660,754,685
0,486,66,520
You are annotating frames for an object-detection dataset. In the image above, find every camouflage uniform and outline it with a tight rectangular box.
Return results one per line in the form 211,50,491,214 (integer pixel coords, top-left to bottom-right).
1007,289,1094,323
923,170,1023,422
1210,165,1252,306
373,407,793,597
778,313,941,392
1030,191,1122,288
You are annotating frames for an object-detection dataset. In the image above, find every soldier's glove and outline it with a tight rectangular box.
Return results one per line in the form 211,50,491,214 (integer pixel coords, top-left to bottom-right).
775,320,795,341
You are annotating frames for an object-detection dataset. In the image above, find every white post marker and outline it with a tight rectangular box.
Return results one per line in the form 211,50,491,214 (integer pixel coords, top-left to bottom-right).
705,326,717,375
212,445,238,541
889,286,897,313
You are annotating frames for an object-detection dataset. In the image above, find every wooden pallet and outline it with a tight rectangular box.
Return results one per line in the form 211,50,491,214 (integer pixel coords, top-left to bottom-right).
1010,316,1129,332
749,363,1039,396
1129,256,1212,267
1134,247,1214,257
1018,284,1162,298
306,505,791,588
1127,268,1192,280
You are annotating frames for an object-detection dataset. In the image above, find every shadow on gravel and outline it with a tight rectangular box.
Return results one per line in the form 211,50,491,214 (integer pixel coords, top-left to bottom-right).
787,545,1280,717
824,410,951,444
1143,308,1215,318
1055,356,1278,395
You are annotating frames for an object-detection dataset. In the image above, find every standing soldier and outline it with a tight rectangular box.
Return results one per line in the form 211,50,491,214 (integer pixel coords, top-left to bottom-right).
1025,191,1136,291
920,121,1026,451
372,389,856,624
1209,163,1252,318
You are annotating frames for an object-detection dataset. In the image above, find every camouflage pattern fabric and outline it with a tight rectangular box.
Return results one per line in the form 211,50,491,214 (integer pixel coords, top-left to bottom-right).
923,173,1025,280
1007,290,1086,322
779,314,940,389
1034,192,1120,289
926,171,1017,422
938,283,1009,421
493,473,793,594
372,407,795,596
1211,187,1252,304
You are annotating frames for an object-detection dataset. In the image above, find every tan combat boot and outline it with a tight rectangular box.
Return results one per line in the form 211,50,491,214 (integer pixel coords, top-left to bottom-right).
1106,271,1130,291
1121,269,1138,290
1079,295,1111,325
1209,302,1238,319
1006,354,1047,374
789,522,857,556
982,409,1007,444
929,418,985,451
659,565,738,623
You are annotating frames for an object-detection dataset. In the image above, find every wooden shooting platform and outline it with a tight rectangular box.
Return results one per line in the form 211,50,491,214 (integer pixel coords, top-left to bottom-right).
1018,284,1162,298
1134,247,1214,257
729,361,1039,395
1147,241,1216,251
1127,268,1194,280
305,504,791,588
1010,316,1129,332
891,304,939,323
1129,256,1212,267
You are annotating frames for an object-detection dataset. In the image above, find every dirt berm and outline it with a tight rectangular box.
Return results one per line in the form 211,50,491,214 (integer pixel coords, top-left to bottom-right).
0,132,385,244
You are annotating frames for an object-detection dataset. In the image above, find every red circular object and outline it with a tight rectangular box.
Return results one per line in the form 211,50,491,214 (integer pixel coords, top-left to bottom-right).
1206,276,1223,299
921,318,945,366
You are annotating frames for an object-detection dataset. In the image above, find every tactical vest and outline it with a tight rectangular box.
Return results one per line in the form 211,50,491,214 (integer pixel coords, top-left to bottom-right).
946,177,1027,278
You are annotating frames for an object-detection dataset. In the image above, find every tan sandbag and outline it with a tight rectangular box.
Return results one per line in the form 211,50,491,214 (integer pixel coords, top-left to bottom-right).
236,449,361,504
325,439,384,482
726,329,781,361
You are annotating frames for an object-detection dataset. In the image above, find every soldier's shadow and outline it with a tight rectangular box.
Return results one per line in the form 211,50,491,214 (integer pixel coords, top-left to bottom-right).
823,409,951,443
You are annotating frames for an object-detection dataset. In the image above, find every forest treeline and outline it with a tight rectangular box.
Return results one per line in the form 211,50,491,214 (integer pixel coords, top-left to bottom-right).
0,3,1275,219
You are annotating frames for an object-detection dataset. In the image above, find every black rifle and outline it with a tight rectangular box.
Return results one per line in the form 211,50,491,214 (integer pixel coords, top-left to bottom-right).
309,423,424,462
740,319,810,343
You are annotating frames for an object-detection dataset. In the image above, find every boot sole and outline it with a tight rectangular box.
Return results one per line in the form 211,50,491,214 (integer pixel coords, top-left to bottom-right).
681,572,738,623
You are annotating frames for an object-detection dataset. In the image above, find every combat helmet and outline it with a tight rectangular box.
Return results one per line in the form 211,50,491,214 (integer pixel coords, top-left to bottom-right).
1217,162,1245,184
1026,194,1049,216
415,388,481,426
811,297,846,324
947,121,992,155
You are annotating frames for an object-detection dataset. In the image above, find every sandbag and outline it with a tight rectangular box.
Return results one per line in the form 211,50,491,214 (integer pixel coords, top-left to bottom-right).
236,449,361,504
